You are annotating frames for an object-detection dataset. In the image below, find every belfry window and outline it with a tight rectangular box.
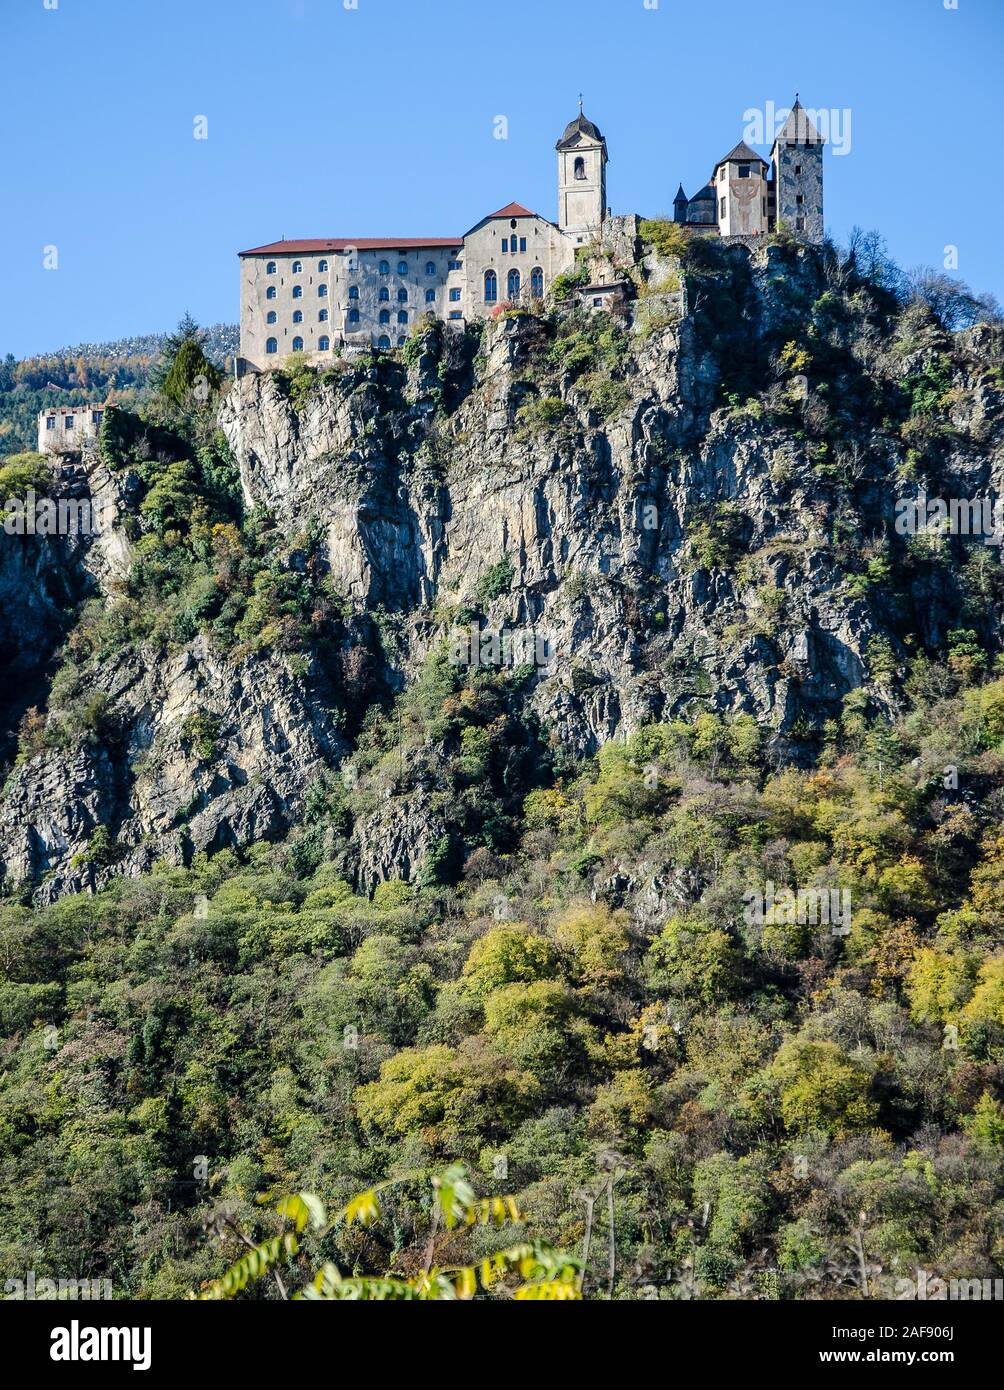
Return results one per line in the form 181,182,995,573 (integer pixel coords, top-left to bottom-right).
574,156,585,180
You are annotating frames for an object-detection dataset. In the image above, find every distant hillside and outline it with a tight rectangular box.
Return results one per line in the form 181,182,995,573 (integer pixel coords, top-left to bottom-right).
0,323,238,455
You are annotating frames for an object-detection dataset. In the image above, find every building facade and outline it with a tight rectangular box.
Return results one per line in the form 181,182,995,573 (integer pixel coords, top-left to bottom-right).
676,98,824,240
238,99,824,370
38,404,105,454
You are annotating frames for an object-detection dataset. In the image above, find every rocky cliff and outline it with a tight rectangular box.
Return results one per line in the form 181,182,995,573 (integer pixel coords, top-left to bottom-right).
3,229,1002,900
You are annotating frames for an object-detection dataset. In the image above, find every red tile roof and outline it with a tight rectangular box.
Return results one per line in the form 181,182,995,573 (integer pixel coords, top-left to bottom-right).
486,202,538,220
239,237,461,256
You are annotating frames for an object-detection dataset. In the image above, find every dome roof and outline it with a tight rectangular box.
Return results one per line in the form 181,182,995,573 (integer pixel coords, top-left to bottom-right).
556,112,605,150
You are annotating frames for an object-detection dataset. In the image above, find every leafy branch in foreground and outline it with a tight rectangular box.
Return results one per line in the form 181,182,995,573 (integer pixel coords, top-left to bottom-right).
196,1164,580,1301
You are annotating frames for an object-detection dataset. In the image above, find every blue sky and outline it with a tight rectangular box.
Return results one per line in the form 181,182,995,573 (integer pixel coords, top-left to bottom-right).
4,0,1002,358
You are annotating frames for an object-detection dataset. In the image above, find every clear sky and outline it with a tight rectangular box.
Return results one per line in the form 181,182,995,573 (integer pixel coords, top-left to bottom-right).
3,0,1002,358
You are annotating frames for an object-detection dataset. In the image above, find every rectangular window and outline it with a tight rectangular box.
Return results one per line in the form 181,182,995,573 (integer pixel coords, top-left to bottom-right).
448,310,463,319
92,411,103,425
796,194,804,206
449,288,461,301
738,165,750,178
719,167,726,182
501,238,509,252
720,197,726,217
448,260,462,271
795,217,805,230
519,237,526,253
46,417,55,430
794,164,802,175
65,416,74,430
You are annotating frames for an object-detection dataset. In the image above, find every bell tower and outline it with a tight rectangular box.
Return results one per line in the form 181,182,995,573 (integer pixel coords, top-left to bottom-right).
556,99,607,243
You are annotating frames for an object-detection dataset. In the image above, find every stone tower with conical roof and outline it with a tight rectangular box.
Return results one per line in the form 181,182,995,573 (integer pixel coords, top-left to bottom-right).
556,103,608,243
771,97,824,241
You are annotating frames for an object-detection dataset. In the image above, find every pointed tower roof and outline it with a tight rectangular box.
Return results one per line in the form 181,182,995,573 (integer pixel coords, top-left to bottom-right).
771,98,824,149
712,141,769,176
556,110,607,152
674,182,688,204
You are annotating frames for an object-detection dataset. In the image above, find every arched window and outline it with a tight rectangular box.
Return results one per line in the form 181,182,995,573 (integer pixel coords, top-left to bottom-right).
319,335,330,351
531,266,544,297
319,308,329,322
507,268,521,299
266,310,277,324
379,309,391,324
379,260,390,274
266,286,277,300
397,310,408,324
292,335,304,351
379,287,390,302
397,288,408,302
397,335,407,346
318,284,328,297
266,260,277,274
292,260,302,273
425,261,436,275
574,156,586,180
266,337,278,354
348,308,361,325
348,285,359,299
292,285,302,299
292,309,303,323
378,335,391,349
318,259,328,272
484,269,497,304
397,260,409,274
425,288,436,302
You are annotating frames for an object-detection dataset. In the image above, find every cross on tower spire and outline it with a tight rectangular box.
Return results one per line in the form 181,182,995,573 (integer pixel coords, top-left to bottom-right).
578,93,583,114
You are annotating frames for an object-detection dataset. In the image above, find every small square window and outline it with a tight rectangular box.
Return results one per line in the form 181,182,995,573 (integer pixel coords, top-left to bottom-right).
449,288,461,302
794,164,802,175
593,298,602,307
448,310,463,320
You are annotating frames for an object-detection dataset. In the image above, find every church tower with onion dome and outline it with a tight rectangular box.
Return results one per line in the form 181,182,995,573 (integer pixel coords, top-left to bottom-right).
556,101,608,243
